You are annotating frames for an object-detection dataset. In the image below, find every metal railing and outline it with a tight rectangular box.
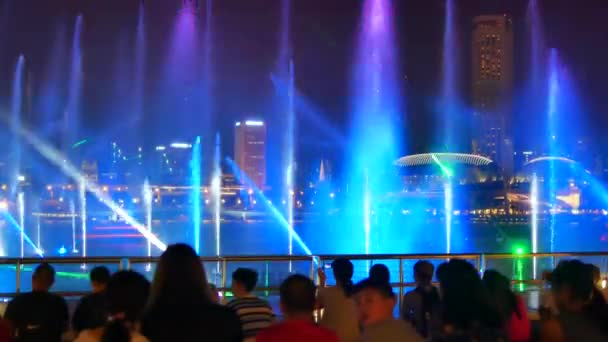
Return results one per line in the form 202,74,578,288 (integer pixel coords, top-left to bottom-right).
1,252,607,300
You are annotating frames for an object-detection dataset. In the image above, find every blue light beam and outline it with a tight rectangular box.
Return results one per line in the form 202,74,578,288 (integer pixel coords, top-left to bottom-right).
1,210,43,257
225,157,313,256
7,122,167,251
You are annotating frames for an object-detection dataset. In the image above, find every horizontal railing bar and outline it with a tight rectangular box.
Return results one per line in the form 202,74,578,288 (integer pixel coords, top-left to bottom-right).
483,252,608,259
0,252,605,265
0,258,123,265
317,253,482,261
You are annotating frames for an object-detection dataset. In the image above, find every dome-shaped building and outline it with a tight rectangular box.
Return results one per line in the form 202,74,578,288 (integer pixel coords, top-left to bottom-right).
391,153,506,210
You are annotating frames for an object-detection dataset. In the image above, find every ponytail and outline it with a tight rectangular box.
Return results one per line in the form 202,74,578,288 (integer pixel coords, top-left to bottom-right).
101,318,131,342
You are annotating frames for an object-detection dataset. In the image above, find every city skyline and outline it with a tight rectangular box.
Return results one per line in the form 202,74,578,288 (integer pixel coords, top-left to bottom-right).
0,0,606,157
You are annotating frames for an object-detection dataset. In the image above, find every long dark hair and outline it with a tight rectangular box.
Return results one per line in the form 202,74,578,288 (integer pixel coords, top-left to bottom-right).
101,271,150,342
436,259,503,332
331,258,354,297
482,270,522,320
148,243,212,307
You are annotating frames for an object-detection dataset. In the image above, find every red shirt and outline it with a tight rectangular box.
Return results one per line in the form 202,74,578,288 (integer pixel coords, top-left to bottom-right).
508,296,531,342
0,319,11,342
257,319,339,342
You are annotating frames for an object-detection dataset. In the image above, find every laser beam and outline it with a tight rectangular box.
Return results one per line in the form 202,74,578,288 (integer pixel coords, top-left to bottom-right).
225,157,313,256
7,122,167,252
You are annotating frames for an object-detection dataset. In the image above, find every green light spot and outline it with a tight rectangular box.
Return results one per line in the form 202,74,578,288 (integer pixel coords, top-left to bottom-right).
72,139,88,149
431,154,453,178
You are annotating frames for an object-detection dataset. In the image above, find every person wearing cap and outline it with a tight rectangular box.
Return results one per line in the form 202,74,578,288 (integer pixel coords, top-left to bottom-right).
353,278,423,342
401,260,440,339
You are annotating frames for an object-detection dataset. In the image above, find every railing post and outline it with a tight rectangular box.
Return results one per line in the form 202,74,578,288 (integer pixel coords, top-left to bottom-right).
310,256,315,283
221,259,227,298
398,257,404,304
15,260,21,294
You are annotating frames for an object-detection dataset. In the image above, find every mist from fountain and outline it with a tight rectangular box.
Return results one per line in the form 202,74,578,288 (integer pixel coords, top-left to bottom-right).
347,0,401,253
440,0,459,150
133,1,146,127
65,15,83,152
440,0,459,253
10,55,25,196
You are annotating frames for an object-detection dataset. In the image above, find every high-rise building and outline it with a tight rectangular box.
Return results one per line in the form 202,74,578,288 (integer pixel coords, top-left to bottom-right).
235,120,266,189
471,15,513,173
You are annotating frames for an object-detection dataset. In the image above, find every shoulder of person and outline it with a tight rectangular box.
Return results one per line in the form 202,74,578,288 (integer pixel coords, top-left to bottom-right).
131,331,150,342
540,318,564,342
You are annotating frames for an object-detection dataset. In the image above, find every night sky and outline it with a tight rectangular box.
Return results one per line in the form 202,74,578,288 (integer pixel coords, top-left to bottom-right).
0,0,607,160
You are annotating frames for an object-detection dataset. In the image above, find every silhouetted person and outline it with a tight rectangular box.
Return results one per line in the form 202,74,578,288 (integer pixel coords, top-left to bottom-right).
4,263,68,342
369,263,390,284
73,266,112,333
318,258,360,342
354,278,422,342
434,259,505,341
402,260,440,339
541,260,608,342
483,270,530,342
257,274,338,342
75,270,150,342
227,268,274,341
141,244,242,342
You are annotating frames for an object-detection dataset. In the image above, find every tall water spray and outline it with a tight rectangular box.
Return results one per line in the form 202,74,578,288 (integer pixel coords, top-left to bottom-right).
526,0,546,142
10,55,25,196
18,192,24,258
440,0,459,150
79,179,87,258
212,134,221,259
36,216,41,253
65,15,83,151
349,0,401,253
70,200,77,253
531,173,539,279
286,60,295,258
547,49,560,253
444,181,453,254
143,180,153,257
440,0,459,253
277,0,295,257
191,136,202,254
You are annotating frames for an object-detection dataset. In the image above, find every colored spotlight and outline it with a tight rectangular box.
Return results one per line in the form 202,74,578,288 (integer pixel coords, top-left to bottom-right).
7,123,167,252
226,157,313,256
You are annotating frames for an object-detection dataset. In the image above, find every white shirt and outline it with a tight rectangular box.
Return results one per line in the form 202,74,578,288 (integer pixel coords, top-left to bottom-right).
318,286,360,342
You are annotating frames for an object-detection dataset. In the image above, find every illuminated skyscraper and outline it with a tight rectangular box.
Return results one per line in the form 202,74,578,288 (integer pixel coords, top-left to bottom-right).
235,120,266,188
471,15,513,174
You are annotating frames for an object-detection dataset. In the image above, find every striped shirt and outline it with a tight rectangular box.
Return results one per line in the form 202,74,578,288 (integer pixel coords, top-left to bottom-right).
227,296,275,338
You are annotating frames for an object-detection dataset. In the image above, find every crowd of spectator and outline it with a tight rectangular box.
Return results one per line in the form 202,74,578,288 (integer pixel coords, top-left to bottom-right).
0,243,607,342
